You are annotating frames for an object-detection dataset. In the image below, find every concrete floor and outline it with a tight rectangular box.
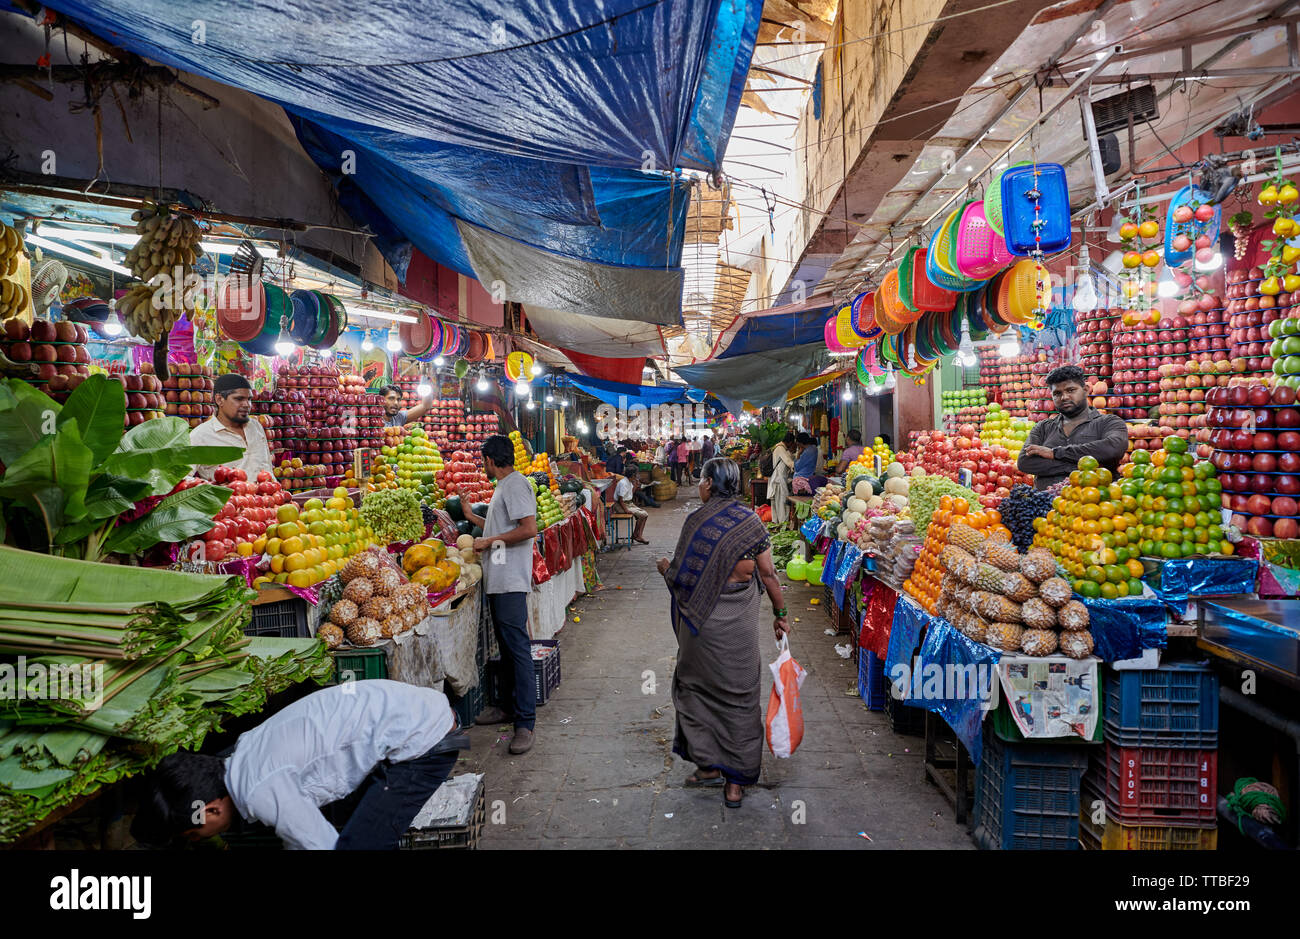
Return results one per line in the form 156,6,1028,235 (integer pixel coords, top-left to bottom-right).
461,489,975,850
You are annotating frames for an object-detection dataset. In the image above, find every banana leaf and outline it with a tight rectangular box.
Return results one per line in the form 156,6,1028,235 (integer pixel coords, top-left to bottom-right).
0,378,59,465
0,546,250,607
0,419,93,529
100,484,233,556
56,374,126,466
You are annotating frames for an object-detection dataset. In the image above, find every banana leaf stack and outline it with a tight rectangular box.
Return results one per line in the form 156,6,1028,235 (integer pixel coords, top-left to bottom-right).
0,548,332,843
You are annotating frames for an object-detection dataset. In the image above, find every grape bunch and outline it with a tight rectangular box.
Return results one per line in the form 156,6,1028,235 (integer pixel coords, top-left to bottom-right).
998,484,1055,551
420,502,436,526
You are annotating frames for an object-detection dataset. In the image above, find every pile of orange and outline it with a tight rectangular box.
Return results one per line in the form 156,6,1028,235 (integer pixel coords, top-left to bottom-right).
905,496,1012,613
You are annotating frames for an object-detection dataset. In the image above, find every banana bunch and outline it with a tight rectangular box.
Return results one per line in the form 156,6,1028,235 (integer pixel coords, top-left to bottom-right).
0,223,28,320
121,202,205,342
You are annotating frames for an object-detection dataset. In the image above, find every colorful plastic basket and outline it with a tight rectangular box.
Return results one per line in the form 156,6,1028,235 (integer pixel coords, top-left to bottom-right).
955,200,1016,279
1000,163,1072,255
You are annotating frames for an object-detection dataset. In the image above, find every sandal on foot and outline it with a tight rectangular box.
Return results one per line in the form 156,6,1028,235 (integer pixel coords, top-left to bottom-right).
724,785,744,808
684,771,724,788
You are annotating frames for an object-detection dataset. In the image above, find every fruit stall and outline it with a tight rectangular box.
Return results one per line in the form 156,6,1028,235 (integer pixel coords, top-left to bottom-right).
771,146,1300,851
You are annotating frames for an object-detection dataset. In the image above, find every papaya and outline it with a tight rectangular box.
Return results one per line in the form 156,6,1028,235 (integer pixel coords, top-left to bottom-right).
402,543,435,574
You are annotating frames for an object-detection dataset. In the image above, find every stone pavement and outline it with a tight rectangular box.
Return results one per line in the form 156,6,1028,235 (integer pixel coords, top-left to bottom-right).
460,489,975,849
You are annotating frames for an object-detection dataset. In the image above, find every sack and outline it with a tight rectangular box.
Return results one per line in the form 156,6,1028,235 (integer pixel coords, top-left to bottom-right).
764,636,807,758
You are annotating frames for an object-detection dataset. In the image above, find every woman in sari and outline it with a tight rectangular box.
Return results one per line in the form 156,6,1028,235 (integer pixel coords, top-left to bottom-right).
656,458,790,808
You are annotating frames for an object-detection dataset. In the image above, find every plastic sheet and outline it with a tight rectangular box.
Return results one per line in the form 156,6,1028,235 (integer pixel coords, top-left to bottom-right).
800,517,823,543
913,619,1001,765
675,344,831,410
834,545,862,609
863,578,897,662
1149,557,1258,605
1079,595,1168,663
822,539,843,585
885,594,930,680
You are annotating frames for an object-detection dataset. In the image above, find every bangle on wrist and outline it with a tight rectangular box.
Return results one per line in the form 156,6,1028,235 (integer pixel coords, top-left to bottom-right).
774,607,787,617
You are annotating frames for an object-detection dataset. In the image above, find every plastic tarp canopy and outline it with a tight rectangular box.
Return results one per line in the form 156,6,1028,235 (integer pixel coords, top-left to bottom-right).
523,306,666,358
43,0,761,174
674,345,830,411
457,220,684,325
716,303,836,358
559,374,707,408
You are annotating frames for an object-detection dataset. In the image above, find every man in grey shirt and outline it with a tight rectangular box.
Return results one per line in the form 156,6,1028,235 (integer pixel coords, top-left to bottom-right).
462,435,539,754
1017,365,1130,490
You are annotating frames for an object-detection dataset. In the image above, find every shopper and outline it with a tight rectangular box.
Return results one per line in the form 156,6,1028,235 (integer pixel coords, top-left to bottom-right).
791,432,819,495
676,438,692,483
1017,365,1129,490
768,431,796,525
606,446,625,477
613,473,651,543
190,373,274,481
701,432,716,464
653,439,666,468
656,458,788,809
462,435,539,754
834,428,865,475
132,681,462,850
381,383,433,428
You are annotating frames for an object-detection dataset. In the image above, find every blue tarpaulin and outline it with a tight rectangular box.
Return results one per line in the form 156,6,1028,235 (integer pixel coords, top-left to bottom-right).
913,619,1001,766
717,304,835,358
834,545,862,609
1080,595,1168,662
559,374,708,409
1147,557,1259,606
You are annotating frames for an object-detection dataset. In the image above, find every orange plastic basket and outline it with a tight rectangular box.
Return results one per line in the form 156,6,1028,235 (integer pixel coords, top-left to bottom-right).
876,269,909,334
910,256,958,312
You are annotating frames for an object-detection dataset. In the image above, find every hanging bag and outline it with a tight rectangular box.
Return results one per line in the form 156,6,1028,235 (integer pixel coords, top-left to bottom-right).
765,636,807,758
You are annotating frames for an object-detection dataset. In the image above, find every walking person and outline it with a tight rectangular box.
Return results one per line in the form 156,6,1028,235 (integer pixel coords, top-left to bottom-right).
461,435,539,754
656,458,789,809
676,437,692,484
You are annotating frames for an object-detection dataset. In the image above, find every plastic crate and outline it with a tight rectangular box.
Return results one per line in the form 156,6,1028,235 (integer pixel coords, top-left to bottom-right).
884,690,926,736
1078,775,1105,850
450,666,486,728
971,733,1090,850
1099,818,1218,851
399,777,486,850
532,639,561,706
331,647,388,683
1102,743,1217,824
989,698,1104,744
1103,663,1218,748
858,650,887,711
246,596,311,638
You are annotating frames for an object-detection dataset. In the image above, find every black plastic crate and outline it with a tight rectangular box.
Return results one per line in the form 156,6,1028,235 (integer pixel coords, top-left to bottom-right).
398,777,486,850
884,689,926,736
532,639,561,706
246,596,311,638
450,665,487,728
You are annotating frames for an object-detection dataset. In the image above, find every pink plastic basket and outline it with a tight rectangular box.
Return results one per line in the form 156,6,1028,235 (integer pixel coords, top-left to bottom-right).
955,201,1015,279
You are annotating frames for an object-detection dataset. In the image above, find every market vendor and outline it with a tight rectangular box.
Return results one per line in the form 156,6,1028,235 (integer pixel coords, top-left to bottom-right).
613,473,651,542
834,428,865,474
1016,364,1129,490
132,680,463,850
382,383,434,427
190,373,273,481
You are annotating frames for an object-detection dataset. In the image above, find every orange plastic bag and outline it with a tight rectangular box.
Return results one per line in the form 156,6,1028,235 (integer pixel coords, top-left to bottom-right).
765,636,807,758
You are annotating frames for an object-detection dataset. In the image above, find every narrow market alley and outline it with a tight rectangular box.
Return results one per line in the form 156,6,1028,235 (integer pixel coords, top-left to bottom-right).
462,492,973,850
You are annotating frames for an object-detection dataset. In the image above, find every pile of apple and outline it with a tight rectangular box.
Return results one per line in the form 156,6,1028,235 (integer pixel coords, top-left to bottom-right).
273,457,329,491
436,449,495,502
194,466,291,562
901,427,1033,507
1103,310,1164,419
2,319,92,386
1226,267,1282,377
977,349,1041,418
253,389,306,462
275,363,373,479
1077,306,1118,391
1206,380,1300,538
159,364,216,428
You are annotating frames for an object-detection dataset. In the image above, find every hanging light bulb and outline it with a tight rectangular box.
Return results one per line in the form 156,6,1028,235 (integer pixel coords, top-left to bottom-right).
559,397,569,408
475,370,489,392
957,321,977,367
884,369,897,391
1157,272,1178,297
998,331,1021,357
526,396,535,410
386,330,402,352
102,315,123,337
274,316,295,357
531,362,543,377
361,331,374,352
546,389,555,403
433,354,445,367
841,385,853,401
1195,251,1223,271
416,368,432,397
1072,244,1098,313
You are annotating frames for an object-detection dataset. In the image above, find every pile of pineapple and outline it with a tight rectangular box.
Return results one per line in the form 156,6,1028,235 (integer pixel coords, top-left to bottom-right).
317,548,431,649
936,523,1092,658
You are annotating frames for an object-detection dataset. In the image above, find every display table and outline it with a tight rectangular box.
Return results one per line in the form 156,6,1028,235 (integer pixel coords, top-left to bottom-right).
749,477,768,507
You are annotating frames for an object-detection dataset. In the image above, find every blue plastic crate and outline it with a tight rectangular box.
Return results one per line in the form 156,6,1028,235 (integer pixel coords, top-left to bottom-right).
450,665,486,728
858,650,887,711
972,733,1090,850
1104,662,1218,749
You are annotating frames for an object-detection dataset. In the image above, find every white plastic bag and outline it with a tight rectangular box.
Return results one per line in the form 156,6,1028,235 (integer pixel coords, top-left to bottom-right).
765,636,807,758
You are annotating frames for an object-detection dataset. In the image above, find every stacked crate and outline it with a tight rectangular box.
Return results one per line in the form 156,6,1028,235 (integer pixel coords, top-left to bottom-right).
1080,662,1219,850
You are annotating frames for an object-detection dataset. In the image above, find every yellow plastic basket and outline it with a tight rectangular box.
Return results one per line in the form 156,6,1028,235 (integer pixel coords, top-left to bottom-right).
931,208,963,277
1003,259,1052,325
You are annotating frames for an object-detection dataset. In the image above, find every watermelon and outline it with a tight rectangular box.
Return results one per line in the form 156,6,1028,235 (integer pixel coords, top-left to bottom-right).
470,502,490,518
455,519,473,536
444,495,465,521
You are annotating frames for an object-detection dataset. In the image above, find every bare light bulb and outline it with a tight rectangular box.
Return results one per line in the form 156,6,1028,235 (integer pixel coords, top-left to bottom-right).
433,354,445,367
476,372,488,392
1157,275,1178,298
1072,272,1098,312
274,321,295,357
102,317,123,337
417,380,432,397
841,387,853,401
361,333,374,352
531,363,543,376
386,331,402,352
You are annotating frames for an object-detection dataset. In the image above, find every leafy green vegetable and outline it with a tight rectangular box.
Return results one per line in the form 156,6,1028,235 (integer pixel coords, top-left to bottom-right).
745,420,789,452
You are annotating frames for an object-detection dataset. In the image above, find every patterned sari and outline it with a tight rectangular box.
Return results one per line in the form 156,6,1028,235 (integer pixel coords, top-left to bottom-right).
662,496,771,786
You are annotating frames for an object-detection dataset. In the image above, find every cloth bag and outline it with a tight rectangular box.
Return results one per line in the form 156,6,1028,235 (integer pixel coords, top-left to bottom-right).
765,636,807,758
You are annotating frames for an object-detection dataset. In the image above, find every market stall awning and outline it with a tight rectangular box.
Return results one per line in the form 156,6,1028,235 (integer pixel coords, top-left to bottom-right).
559,374,708,408
559,350,648,386
673,344,830,411
786,367,851,401
522,306,667,358
711,296,836,358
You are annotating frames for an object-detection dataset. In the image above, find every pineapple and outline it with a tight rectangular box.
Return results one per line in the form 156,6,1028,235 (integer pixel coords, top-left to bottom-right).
1020,628,1059,656
1058,599,1089,631
1059,629,1094,659
328,599,359,627
999,572,1036,603
940,545,974,575
974,563,1003,592
978,592,1022,624
959,617,987,644
361,596,394,621
379,615,403,639
341,551,381,584
346,617,382,647
984,540,1020,573
342,578,374,604
317,623,343,650
1019,548,1057,584
1038,577,1071,609
1020,597,1056,630
985,622,1024,651
372,566,403,596
390,589,411,613
403,608,420,629
947,523,986,555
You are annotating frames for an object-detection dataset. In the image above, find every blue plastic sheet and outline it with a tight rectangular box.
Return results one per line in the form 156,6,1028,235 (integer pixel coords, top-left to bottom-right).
1149,557,1259,605
822,539,843,582
45,0,759,173
834,545,862,609
558,374,707,409
1080,595,1168,662
885,595,932,682
912,620,1001,766
717,304,836,358
800,517,823,543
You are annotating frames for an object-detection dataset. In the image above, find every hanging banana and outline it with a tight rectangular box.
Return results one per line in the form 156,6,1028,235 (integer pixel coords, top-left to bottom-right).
0,221,28,320
122,202,205,342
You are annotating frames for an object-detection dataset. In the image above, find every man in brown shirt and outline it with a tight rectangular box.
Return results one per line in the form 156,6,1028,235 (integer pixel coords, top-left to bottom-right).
1016,365,1129,490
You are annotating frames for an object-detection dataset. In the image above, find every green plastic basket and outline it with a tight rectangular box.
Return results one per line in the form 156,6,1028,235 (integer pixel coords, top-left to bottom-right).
898,246,919,312
985,161,1031,236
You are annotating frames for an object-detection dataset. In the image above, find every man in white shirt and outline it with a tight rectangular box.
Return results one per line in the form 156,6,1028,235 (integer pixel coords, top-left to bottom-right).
133,681,461,850
189,373,274,481
613,473,650,543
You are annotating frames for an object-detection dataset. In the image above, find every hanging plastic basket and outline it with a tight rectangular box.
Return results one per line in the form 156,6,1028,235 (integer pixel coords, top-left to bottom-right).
955,200,1016,279
910,253,958,312
400,309,438,356
850,291,882,341
216,275,267,342
876,269,908,335
1000,163,1072,255
288,289,322,345
898,247,919,312
856,344,884,383
825,314,851,352
1003,259,1052,325
1165,185,1220,267
984,161,1030,236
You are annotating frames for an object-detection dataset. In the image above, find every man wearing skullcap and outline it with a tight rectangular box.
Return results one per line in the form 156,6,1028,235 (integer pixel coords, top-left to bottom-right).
189,373,273,480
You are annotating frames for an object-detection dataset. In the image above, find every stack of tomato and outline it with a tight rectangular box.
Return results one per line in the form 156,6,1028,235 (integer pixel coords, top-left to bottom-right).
197,467,291,561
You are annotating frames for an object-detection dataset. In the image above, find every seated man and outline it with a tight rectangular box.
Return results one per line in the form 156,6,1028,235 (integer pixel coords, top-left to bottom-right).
132,680,463,850
613,473,650,543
